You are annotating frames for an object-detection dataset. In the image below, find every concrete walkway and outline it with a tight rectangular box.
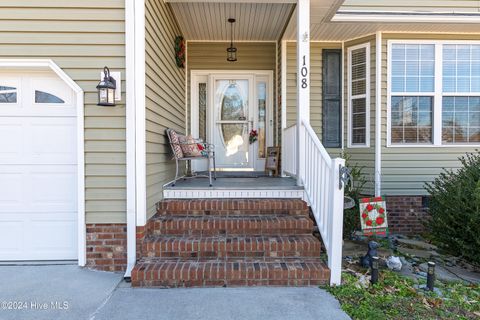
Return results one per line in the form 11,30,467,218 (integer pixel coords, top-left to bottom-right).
0,265,350,320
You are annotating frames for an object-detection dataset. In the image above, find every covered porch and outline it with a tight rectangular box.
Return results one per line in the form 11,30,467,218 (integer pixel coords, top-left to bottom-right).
162,0,340,189
133,0,350,286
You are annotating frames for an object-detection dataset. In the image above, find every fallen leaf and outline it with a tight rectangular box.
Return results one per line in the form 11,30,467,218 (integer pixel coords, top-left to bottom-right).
384,286,398,294
422,297,432,309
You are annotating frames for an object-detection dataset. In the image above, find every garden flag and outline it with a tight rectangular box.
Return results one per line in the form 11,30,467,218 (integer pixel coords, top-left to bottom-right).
359,196,388,236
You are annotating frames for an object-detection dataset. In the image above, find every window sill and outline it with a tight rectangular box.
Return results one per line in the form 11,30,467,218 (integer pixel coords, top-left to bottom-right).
386,144,480,148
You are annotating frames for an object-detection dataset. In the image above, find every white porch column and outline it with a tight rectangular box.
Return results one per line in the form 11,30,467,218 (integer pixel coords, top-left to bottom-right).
296,0,310,186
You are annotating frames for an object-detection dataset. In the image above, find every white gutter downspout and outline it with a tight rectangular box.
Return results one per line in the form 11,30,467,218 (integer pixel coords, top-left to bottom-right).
375,32,382,196
124,0,137,279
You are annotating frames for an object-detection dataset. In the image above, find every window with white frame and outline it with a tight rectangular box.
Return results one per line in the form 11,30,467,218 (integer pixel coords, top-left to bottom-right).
389,42,480,145
390,44,434,144
442,45,480,144
348,43,370,147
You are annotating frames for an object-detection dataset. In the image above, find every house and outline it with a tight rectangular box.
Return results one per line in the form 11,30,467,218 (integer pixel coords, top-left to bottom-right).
0,0,479,287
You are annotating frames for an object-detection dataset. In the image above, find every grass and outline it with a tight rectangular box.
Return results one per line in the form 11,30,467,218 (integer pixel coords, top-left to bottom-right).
326,271,480,320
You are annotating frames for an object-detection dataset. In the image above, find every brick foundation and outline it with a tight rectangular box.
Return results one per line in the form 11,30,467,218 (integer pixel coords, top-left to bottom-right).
386,196,429,235
86,224,127,272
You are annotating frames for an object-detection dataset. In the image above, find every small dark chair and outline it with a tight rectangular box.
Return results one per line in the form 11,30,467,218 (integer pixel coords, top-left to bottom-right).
166,128,216,186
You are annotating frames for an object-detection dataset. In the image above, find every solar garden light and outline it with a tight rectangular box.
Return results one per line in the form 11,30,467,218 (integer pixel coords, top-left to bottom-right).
96,66,116,106
427,261,436,291
371,256,379,285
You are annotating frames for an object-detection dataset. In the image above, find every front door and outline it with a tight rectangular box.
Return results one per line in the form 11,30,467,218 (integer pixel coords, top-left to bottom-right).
212,77,254,169
191,71,273,172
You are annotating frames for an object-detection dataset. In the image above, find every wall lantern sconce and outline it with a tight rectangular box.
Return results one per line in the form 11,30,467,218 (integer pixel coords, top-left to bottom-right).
226,18,237,62
97,66,117,106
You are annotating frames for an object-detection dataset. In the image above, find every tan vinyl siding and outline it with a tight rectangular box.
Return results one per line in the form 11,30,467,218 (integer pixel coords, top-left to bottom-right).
381,33,480,195
145,0,186,219
285,42,342,137
343,35,376,195
0,1,126,224
187,42,276,134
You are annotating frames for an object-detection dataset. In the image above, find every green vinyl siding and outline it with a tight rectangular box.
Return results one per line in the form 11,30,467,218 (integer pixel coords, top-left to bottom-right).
145,0,186,219
381,33,480,195
286,42,342,137
343,35,376,195
0,0,126,224
286,39,375,194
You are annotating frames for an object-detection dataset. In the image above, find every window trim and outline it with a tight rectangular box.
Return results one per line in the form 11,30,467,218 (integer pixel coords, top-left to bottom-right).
0,80,20,105
387,39,480,148
348,42,371,148
34,90,65,104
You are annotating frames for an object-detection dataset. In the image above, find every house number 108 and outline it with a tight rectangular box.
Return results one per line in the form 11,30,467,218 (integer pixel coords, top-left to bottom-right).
301,55,308,89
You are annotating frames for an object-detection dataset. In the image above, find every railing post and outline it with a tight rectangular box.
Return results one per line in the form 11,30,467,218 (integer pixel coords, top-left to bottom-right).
329,157,345,286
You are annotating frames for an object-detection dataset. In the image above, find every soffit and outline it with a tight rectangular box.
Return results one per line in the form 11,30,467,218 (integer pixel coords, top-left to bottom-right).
169,2,295,41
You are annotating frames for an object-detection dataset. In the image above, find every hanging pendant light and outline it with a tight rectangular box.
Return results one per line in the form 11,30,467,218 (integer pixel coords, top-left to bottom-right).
227,18,237,62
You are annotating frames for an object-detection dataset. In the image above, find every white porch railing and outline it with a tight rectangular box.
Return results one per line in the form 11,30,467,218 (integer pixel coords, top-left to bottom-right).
283,120,345,286
282,124,297,176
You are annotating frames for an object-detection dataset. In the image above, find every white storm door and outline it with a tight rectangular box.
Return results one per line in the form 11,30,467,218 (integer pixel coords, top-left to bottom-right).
0,73,77,261
211,77,254,169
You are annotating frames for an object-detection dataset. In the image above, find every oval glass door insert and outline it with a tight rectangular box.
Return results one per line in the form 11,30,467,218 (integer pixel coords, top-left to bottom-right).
221,82,246,148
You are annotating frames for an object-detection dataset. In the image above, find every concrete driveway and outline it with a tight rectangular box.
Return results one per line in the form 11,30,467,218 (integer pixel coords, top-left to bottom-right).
0,265,350,320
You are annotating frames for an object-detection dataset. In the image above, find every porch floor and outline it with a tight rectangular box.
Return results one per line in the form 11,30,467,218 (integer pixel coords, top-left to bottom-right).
163,175,304,199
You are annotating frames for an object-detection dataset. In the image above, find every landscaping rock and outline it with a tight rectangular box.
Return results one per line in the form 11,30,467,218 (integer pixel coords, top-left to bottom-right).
443,265,480,284
355,275,370,289
396,238,438,251
414,284,444,297
386,256,402,271
397,247,438,259
343,240,392,260
399,260,418,280
416,271,428,278
418,262,480,284
418,263,461,283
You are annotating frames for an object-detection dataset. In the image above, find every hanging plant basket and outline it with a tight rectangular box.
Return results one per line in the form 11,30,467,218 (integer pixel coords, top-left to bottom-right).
174,36,185,68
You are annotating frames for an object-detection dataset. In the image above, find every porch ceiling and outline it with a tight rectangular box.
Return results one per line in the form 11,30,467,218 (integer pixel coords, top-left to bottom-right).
168,1,295,41
167,0,480,43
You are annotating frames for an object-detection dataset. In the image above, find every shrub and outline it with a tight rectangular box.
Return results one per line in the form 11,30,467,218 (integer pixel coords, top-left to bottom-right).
342,152,367,239
425,151,480,266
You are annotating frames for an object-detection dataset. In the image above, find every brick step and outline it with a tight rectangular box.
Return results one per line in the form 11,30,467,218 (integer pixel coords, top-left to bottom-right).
142,235,321,259
148,215,314,236
131,257,330,287
156,199,309,217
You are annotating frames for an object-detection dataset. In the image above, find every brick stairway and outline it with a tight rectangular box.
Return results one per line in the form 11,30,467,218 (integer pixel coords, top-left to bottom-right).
131,199,330,287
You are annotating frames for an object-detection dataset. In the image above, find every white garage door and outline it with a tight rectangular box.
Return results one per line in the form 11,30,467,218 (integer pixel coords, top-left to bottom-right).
0,71,78,261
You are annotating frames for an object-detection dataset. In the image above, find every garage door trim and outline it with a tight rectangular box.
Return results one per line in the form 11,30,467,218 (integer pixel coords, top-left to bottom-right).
0,59,85,266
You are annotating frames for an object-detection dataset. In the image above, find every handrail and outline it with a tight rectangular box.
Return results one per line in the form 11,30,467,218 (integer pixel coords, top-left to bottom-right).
283,121,345,286
301,119,333,165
